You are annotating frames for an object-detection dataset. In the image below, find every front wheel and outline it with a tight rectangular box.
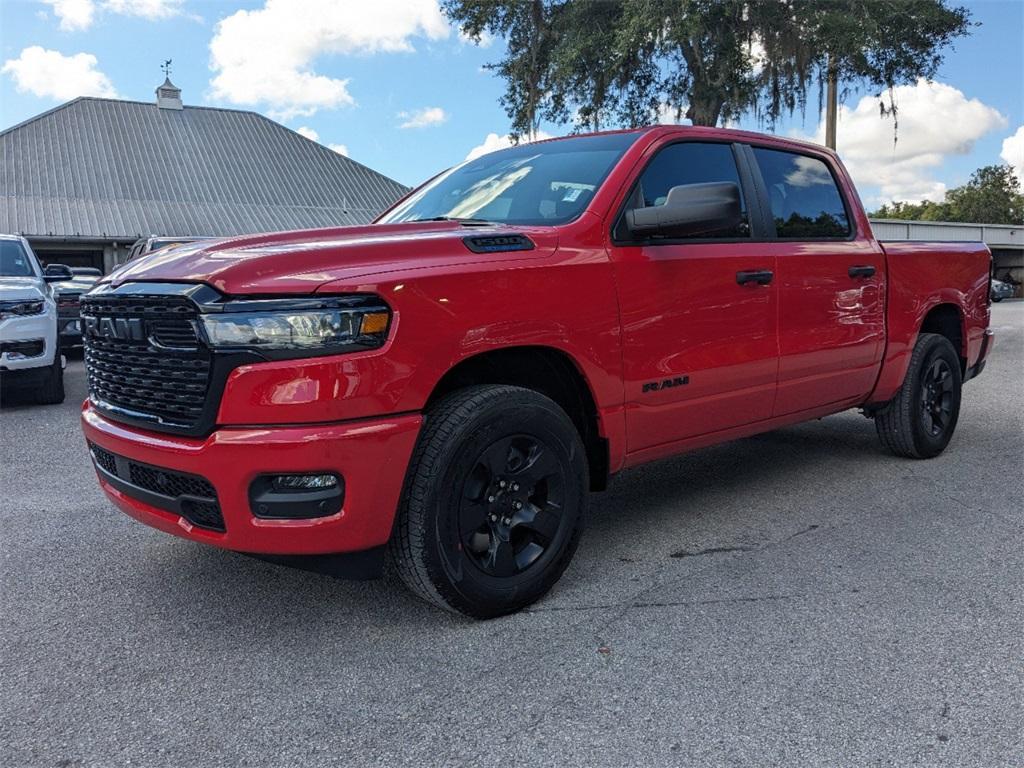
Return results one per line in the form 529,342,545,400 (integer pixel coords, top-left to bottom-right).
874,333,962,458
389,385,588,618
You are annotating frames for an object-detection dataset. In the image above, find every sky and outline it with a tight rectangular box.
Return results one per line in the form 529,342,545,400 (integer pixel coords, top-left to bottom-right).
0,0,1021,210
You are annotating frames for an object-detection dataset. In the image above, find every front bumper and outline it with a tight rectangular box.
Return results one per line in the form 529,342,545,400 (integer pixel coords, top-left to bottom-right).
0,309,56,371
82,402,422,556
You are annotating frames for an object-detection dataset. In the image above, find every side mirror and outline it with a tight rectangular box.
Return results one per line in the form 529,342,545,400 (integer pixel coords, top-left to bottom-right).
43,263,74,282
626,181,743,238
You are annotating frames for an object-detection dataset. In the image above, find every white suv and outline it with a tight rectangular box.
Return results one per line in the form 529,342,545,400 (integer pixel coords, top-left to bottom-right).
0,235,66,404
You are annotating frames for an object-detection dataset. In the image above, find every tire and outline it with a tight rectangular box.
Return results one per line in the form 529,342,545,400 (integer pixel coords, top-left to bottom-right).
35,354,65,405
389,385,589,618
874,333,962,459
992,296,1002,303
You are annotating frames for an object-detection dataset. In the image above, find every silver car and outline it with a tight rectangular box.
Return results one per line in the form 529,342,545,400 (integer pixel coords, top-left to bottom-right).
991,278,1015,302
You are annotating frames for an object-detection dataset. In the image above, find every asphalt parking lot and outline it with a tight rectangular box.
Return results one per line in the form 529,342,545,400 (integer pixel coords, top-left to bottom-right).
2,302,1022,767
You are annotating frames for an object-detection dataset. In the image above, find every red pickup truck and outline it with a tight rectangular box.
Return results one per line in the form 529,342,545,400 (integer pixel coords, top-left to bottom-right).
81,126,993,617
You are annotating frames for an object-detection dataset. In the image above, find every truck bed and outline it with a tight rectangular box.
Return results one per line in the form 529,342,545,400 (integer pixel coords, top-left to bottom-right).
869,240,992,404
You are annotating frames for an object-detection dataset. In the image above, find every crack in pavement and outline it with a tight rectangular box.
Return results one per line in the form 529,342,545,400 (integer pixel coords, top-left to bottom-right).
584,521,831,663
670,544,755,557
670,524,820,559
526,587,861,614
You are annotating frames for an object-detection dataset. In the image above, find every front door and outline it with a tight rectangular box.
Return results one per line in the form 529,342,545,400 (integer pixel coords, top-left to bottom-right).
612,141,780,455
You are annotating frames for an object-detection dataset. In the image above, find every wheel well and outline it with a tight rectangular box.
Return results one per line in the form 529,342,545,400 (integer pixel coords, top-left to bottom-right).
920,304,966,372
426,347,609,491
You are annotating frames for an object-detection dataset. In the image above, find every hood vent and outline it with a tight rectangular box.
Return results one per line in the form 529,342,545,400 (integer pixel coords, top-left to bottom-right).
462,234,535,254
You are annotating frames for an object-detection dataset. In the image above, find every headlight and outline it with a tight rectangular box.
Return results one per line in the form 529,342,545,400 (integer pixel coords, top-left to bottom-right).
0,300,45,318
199,296,390,355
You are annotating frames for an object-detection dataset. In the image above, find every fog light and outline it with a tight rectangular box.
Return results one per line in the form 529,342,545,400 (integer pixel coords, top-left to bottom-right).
271,473,339,491
250,473,345,520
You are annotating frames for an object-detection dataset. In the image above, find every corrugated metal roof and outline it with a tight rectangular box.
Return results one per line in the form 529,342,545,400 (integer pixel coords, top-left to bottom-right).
0,96,409,240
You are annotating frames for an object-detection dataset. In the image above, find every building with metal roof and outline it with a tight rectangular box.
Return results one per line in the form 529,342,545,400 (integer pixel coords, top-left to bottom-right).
0,79,409,272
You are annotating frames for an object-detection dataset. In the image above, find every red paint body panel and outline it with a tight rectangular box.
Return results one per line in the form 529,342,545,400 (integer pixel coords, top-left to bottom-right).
613,239,780,451
81,125,993,557
82,402,421,554
770,238,886,415
867,240,992,404
216,213,625,451
105,221,561,294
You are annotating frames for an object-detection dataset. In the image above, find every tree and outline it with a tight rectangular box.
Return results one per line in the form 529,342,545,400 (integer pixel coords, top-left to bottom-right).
453,0,560,139
943,165,1024,224
869,199,942,221
870,165,1024,225
447,0,972,136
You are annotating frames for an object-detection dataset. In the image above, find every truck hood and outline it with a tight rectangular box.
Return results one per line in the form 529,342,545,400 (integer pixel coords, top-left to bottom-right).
0,276,47,302
104,221,559,295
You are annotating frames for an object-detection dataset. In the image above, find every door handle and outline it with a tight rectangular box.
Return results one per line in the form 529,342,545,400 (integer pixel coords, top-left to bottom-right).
736,270,773,286
849,265,876,279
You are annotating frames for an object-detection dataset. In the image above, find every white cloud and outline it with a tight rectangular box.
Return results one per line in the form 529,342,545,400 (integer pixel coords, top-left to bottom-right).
398,106,447,129
1000,126,1024,186
1,46,118,100
102,0,185,19
795,79,1007,205
294,126,349,157
41,0,95,31
458,27,493,48
209,0,449,120
39,0,185,31
465,131,554,161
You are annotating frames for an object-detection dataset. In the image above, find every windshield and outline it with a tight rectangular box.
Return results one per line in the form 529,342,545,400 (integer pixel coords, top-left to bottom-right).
379,132,640,226
0,241,35,277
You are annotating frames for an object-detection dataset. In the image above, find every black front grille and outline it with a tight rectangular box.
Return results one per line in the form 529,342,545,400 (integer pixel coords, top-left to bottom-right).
91,443,118,474
129,461,216,499
180,499,224,530
82,293,211,430
89,442,224,531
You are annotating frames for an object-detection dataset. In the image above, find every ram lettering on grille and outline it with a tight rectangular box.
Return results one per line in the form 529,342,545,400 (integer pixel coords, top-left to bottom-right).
81,294,212,430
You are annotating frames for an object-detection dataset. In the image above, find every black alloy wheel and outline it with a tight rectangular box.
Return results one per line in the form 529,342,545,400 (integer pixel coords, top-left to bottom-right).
390,385,588,618
919,357,955,437
460,434,565,578
875,332,962,459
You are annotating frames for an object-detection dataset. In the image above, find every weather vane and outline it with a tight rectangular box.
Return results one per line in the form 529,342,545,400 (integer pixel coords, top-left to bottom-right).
161,59,172,78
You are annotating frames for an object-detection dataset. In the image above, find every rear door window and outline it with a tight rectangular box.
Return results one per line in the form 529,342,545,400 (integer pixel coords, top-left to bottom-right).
752,147,851,238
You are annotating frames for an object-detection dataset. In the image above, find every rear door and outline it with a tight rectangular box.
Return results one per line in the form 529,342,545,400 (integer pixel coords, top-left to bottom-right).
747,145,886,416
611,141,780,454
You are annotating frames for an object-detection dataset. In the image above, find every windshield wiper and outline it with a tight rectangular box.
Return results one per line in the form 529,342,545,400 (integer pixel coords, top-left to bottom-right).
416,216,497,227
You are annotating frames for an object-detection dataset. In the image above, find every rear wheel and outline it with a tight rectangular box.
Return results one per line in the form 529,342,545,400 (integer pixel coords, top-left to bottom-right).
34,354,65,405
389,385,588,618
874,333,961,458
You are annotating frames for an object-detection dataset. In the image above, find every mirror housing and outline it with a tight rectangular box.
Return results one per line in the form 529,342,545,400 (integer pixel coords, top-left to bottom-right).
43,263,74,282
626,181,743,238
